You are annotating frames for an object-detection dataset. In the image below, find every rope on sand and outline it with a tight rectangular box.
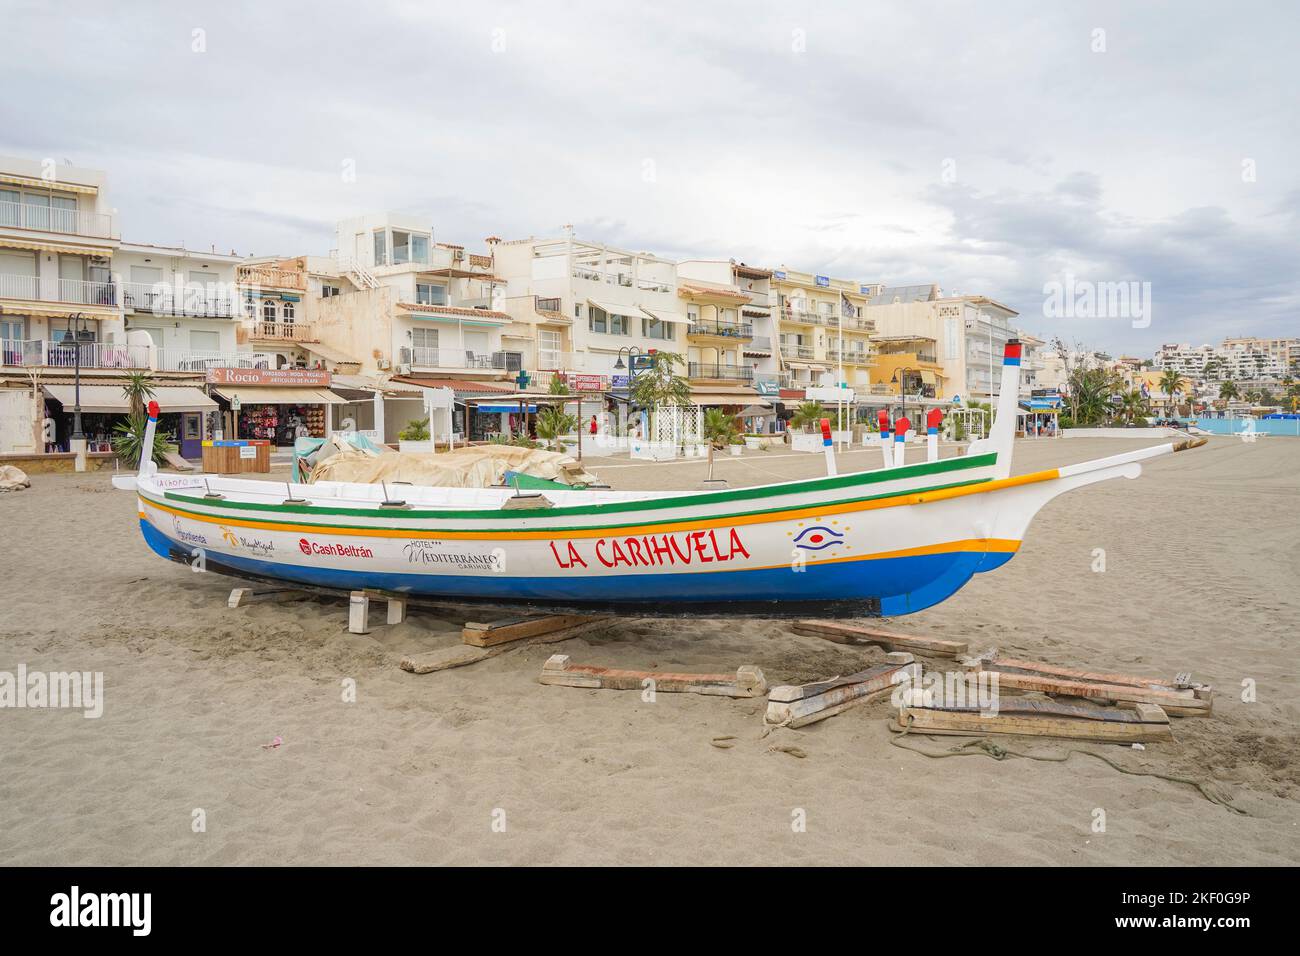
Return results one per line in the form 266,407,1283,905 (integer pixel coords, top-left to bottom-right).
888,715,1249,816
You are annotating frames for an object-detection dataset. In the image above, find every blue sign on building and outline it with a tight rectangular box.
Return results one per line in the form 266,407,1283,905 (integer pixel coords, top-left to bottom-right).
773,270,787,280
815,275,830,287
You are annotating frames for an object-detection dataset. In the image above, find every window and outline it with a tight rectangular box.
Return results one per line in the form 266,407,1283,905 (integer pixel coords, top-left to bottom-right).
372,229,386,266
574,302,584,319
411,327,438,362
320,285,340,298
590,309,629,335
262,299,277,323
643,317,672,340
282,301,295,323
686,305,699,322
589,308,607,334
416,283,447,306
410,234,430,264
392,230,411,264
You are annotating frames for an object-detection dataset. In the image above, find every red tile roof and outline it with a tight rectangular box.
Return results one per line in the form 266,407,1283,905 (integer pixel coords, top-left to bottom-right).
398,302,511,320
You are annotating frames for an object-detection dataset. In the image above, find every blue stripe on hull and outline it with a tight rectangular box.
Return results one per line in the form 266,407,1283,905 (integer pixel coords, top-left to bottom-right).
140,521,1011,616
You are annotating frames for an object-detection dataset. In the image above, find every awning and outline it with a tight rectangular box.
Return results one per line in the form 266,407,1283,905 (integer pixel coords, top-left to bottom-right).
211,386,346,406
638,306,690,325
0,237,109,256
42,384,217,414
587,299,641,318
478,404,538,414
918,369,938,385
0,172,98,194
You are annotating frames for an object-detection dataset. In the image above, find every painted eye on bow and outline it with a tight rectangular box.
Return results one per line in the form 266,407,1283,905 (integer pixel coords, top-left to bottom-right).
792,526,844,550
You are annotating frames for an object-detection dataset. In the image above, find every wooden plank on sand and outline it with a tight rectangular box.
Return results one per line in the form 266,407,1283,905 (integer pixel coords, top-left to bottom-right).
792,620,967,658
979,670,1211,717
539,654,767,698
897,700,1173,743
766,654,916,728
462,614,596,647
402,617,611,674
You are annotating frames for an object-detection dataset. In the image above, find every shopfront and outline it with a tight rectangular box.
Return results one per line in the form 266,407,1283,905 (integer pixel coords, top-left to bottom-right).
206,367,345,447
38,382,217,455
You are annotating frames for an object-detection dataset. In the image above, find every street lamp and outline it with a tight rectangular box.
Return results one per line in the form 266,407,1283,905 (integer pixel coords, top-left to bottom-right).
59,312,94,441
891,365,918,428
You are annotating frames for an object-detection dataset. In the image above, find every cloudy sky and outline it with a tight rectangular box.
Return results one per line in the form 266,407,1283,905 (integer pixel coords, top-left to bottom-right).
4,0,1296,354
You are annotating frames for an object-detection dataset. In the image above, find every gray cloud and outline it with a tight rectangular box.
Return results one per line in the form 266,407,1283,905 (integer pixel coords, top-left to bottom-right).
2,0,1296,353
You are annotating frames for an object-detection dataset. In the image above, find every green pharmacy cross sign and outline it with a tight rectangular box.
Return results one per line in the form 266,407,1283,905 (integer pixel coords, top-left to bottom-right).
515,369,531,390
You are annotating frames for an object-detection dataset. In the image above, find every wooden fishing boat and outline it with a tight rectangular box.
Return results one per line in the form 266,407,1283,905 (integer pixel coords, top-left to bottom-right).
115,342,1204,616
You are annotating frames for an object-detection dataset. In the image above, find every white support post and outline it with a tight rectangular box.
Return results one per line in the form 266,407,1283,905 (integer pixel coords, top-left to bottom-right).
348,591,371,634
877,409,893,469
386,596,407,625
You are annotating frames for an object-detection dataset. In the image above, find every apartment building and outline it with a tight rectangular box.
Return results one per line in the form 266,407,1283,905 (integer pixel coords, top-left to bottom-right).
116,242,243,371
306,214,516,381
863,285,1019,403
1155,339,1293,382
674,259,784,395
767,268,877,389
493,230,685,386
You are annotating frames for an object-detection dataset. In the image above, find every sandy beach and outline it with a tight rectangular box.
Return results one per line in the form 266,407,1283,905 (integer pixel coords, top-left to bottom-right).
2,435,1298,866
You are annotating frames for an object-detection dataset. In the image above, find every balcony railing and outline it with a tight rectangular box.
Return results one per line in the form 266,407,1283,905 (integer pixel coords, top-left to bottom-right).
688,362,754,383
740,291,771,307
536,297,562,312
401,347,522,371
781,343,815,360
688,318,753,339
0,272,117,306
156,350,269,372
122,282,236,318
747,336,772,350
777,307,826,325
832,316,876,332
250,321,315,341
826,349,874,364
0,200,115,239
2,339,149,369
237,265,306,291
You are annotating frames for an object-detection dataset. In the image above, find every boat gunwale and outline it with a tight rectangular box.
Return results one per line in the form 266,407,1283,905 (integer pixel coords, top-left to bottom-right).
156,451,1000,522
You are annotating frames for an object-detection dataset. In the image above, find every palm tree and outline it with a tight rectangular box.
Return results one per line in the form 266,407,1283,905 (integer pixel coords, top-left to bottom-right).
120,371,156,418
701,408,740,480
1158,369,1185,417
788,401,827,432
1219,380,1239,401
1115,388,1149,426
629,351,691,410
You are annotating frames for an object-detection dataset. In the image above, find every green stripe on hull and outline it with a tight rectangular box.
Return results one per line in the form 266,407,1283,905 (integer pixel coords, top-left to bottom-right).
162,452,999,523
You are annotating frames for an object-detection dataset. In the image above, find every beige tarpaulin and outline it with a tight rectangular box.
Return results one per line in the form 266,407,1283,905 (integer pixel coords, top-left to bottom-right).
307,444,599,488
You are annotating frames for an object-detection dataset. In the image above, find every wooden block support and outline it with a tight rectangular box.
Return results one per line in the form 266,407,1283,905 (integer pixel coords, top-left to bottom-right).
766,654,918,728
401,617,612,675
539,654,767,698
896,699,1173,743
462,614,596,648
348,591,370,635
792,620,967,658
228,587,253,609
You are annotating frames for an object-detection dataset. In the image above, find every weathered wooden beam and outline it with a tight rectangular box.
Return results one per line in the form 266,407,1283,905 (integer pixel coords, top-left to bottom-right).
462,614,598,648
539,654,767,698
960,657,1213,717
766,653,917,728
792,620,967,658
227,587,314,608
896,700,1173,743
401,617,611,674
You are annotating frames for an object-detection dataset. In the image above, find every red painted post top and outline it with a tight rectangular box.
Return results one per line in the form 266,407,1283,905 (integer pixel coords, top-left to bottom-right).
877,409,890,432
1004,341,1022,360
927,408,943,429
894,417,911,436
819,418,832,441
147,400,160,419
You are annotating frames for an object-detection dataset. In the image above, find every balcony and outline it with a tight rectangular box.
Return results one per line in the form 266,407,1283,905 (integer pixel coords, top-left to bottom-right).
156,350,269,372
777,306,825,326
832,315,876,332
121,282,236,318
536,297,563,312
249,321,316,342
401,347,522,372
2,339,149,369
0,272,117,307
688,362,754,383
0,200,115,239
781,343,816,361
237,264,306,292
688,318,753,339
826,349,874,365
